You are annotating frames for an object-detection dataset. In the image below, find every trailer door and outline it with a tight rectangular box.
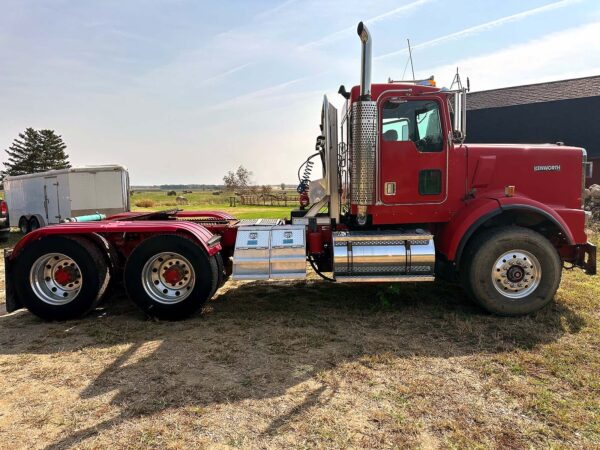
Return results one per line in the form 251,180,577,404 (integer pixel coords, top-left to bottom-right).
44,177,62,223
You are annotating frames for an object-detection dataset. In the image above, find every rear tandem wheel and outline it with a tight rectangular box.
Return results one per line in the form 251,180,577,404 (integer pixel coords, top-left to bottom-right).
124,234,219,320
14,235,110,320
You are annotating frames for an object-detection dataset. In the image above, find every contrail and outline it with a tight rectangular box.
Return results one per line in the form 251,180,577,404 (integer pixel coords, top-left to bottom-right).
300,0,433,50
255,0,299,20
376,0,582,60
200,62,254,85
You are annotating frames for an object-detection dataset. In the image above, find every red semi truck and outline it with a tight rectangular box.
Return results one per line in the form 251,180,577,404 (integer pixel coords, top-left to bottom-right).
3,23,596,321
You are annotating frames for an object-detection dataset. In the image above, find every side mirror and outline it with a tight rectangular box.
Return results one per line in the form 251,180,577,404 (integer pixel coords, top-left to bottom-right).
452,130,464,143
452,90,467,142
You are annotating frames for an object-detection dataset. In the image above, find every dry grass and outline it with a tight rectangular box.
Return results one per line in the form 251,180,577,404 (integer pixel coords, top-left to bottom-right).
0,230,598,449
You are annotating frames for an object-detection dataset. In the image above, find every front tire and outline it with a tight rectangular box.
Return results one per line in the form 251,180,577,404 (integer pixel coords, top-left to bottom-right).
124,234,218,320
461,226,562,316
14,236,110,320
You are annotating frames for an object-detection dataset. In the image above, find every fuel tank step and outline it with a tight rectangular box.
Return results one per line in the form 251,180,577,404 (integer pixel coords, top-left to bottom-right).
333,230,435,282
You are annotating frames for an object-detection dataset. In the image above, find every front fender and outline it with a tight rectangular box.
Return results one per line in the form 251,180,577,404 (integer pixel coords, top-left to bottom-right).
497,196,581,244
436,197,502,262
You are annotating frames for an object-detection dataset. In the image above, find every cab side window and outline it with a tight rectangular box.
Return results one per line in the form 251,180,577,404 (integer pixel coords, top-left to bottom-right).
382,100,443,152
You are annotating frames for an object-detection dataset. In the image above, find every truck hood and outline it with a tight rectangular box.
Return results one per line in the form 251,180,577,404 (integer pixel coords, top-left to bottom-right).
465,143,585,210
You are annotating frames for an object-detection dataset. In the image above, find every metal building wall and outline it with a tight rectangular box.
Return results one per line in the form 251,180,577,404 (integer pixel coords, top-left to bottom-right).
467,96,600,185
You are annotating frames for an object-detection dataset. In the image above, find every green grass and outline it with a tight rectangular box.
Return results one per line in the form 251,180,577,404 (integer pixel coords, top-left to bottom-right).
131,189,296,220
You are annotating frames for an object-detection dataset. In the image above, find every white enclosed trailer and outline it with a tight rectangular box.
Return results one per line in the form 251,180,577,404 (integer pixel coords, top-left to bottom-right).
4,165,130,233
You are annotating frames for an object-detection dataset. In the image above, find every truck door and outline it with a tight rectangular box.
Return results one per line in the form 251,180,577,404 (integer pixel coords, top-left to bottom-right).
44,177,62,223
378,96,447,204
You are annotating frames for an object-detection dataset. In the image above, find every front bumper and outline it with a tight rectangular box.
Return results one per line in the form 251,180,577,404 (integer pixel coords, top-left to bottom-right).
574,242,597,275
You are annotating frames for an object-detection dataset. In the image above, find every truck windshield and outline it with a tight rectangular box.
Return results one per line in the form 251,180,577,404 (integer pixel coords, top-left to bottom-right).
382,100,443,152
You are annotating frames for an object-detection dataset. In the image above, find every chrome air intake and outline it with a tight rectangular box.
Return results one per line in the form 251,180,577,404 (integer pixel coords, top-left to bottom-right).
351,102,377,211
351,22,377,224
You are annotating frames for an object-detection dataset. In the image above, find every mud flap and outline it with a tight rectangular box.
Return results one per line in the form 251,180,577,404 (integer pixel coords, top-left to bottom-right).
575,242,597,275
4,249,23,313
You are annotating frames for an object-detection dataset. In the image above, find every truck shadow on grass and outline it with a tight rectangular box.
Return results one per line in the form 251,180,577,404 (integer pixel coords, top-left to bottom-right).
0,279,585,449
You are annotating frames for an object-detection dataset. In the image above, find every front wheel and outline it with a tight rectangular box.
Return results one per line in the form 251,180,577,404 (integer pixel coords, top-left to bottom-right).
461,226,562,316
124,234,218,320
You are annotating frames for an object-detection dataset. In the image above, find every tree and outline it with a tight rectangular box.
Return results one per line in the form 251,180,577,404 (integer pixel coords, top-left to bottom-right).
2,128,70,177
223,170,237,191
222,165,253,192
261,185,273,196
280,183,286,191
235,166,252,190
37,129,70,172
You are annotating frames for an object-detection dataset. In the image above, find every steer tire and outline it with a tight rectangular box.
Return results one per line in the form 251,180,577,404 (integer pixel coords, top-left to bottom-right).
14,236,110,321
124,234,218,320
461,226,562,316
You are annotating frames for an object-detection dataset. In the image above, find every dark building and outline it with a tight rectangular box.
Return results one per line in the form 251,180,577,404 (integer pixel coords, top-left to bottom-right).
466,75,600,185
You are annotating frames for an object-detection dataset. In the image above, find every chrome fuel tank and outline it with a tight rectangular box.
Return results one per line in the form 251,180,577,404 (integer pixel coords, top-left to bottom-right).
333,231,435,282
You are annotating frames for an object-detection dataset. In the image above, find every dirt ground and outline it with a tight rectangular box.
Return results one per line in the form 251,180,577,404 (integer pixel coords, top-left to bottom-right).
0,231,599,449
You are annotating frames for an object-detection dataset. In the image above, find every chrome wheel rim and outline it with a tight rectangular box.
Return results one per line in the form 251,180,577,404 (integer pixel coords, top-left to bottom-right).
141,252,195,304
492,250,542,299
29,253,82,305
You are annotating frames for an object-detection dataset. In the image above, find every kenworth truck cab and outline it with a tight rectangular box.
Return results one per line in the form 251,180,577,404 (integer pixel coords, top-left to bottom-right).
3,22,595,321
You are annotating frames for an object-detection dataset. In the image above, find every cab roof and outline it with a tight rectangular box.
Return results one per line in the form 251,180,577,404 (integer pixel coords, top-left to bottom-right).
350,83,444,102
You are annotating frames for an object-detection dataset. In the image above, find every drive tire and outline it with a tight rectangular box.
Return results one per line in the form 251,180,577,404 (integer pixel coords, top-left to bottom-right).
124,234,218,320
14,236,110,320
18,216,30,234
461,226,562,316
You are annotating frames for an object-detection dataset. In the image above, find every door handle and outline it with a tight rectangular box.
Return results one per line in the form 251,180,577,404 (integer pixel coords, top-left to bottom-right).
384,182,396,195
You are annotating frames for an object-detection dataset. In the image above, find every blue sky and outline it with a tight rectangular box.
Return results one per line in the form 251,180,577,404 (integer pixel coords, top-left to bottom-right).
1,0,599,184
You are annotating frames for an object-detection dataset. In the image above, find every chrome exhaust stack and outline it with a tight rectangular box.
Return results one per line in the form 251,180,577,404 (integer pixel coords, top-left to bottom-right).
357,21,372,100
351,21,377,225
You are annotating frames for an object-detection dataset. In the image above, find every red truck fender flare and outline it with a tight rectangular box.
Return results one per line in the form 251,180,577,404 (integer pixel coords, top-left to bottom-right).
438,196,575,267
436,197,502,263
495,197,576,244
9,220,222,260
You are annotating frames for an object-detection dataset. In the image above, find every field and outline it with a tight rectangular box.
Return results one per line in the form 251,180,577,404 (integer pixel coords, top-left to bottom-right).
0,206,599,448
130,190,295,219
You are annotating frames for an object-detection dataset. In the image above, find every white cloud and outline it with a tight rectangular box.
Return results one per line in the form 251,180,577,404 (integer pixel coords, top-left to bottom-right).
421,21,600,91
376,0,583,60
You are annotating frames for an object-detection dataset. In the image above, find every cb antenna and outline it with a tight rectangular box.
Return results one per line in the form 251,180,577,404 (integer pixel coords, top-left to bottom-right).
407,38,415,80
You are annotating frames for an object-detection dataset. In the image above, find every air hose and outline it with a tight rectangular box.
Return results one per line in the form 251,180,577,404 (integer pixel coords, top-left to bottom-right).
308,255,336,282
297,152,321,194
